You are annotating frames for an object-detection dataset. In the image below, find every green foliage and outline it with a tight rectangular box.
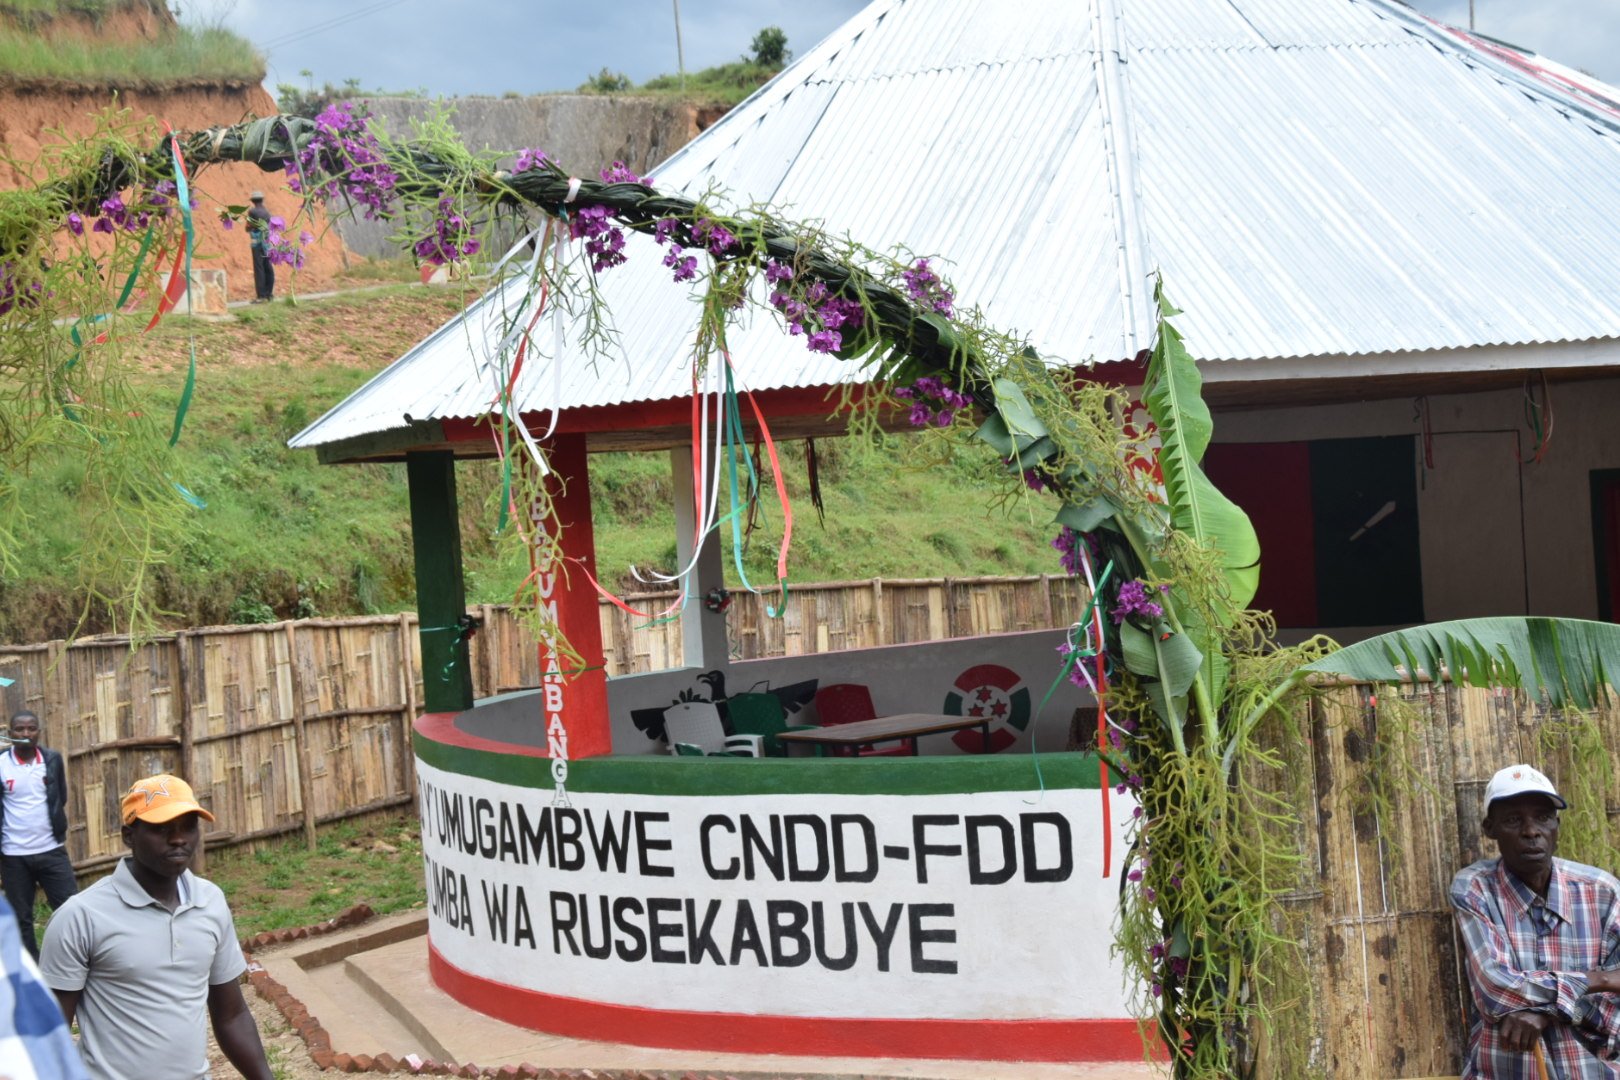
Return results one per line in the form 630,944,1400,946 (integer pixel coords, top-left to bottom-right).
749,25,789,67
0,22,262,87
578,66,631,94
1300,616,1620,711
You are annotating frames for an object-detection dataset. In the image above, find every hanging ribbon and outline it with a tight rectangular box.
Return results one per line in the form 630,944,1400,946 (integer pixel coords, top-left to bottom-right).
1030,553,1115,874
162,123,198,447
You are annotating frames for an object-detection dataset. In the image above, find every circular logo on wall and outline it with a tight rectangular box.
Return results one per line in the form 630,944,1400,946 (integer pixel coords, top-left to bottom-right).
943,664,1031,753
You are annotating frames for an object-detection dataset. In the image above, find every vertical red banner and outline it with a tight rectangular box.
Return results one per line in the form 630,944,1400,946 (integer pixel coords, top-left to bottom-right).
531,434,612,771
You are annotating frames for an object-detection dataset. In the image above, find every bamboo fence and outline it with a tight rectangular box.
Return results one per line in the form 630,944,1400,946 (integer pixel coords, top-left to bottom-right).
1257,681,1620,1079
0,575,1083,871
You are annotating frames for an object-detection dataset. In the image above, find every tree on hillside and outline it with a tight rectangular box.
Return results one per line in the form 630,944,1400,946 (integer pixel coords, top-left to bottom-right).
579,67,632,93
749,26,789,68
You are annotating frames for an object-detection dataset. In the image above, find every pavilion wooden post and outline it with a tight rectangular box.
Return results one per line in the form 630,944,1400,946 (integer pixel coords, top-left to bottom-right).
671,445,728,672
406,451,474,714
534,435,611,760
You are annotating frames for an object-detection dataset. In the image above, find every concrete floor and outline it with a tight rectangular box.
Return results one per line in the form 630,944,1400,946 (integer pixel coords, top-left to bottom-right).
253,911,1167,1079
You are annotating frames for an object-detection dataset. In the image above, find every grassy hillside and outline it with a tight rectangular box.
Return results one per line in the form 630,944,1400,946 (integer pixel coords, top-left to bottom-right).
0,0,263,88
0,283,1067,640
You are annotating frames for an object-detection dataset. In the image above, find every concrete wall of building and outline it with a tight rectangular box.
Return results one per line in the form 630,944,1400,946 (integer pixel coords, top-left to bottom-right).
1211,375,1620,627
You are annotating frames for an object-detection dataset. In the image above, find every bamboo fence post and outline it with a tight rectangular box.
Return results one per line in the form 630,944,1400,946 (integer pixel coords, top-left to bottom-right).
943,577,957,638
872,578,886,646
398,611,419,800
282,621,319,852
44,638,67,742
1040,574,1055,627
480,602,496,698
174,631,196,783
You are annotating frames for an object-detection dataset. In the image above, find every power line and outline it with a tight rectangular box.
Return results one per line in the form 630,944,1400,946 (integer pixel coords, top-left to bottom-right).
259,0,413,52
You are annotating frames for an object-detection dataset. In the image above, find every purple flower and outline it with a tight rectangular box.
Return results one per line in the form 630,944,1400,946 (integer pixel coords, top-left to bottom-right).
765,259,793,284
1111,580,1165,625
902,257,956,317
705,224,736,256
65,212,83,236
92,217,114,235
515,147,549,173
818,297,864,330
654,217,677,244
269,215,285,230
908,404,931,427
299,230,315,245
807,329,841,353
662,244,696,282
599,161,646,184
100,196,124,217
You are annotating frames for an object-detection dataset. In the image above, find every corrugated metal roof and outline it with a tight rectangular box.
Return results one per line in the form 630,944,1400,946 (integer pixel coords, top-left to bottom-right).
292,0,1620,453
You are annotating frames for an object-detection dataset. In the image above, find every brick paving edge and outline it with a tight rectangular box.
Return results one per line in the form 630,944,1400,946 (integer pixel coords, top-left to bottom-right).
240,904,763,1079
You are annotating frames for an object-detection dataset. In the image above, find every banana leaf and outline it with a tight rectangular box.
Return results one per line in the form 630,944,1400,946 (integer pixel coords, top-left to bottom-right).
1142,285,1260,613
1300,616,1620,710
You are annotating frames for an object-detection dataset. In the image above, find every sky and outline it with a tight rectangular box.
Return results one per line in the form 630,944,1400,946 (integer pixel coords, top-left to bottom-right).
177,0,1619,101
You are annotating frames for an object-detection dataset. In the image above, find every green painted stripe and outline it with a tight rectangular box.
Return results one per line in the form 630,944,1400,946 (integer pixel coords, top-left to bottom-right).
413,733,1105,796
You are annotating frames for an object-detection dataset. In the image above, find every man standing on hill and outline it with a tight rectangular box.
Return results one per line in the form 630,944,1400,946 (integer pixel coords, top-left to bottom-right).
247,191,274,302
39,774,271,1080
1451,764,1620,1077
0,710,76,960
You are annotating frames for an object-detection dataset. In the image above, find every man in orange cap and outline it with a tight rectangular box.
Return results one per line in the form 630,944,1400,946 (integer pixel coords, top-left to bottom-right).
38,774,271,1080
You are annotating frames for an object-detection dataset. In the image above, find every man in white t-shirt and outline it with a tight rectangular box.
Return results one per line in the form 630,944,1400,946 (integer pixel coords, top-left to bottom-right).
0,711,76,960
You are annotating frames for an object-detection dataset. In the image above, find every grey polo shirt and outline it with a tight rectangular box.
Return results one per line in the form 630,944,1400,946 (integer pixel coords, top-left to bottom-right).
39,857,246,1080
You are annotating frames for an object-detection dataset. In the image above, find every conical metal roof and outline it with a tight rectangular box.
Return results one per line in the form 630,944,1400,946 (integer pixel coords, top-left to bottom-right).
293,0,1620,455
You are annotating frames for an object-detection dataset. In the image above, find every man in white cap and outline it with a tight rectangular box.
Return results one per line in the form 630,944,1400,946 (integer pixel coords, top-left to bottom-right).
1451,764,1620,1077
38,774,271,1080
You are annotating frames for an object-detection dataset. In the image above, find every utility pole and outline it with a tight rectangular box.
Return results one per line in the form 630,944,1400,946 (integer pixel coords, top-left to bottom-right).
1469,0,1475,31
673,0,687,93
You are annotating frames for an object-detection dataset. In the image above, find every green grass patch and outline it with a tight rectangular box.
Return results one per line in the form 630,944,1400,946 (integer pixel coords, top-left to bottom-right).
2,285,1067,639
205,813,426,937
0,21,263,87
578,58,783,108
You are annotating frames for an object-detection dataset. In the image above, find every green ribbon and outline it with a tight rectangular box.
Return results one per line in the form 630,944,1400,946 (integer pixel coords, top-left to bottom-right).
167,135,198,447
1025,559,1114,798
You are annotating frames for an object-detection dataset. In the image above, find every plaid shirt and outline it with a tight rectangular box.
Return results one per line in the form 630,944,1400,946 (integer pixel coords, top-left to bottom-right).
1453,857,1620,1078
0,895,85,1080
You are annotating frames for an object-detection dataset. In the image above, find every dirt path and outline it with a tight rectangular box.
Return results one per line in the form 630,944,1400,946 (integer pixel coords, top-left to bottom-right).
208,990,338,1079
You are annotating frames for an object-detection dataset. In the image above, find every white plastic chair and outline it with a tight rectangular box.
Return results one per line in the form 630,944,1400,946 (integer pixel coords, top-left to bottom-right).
663,701,762,757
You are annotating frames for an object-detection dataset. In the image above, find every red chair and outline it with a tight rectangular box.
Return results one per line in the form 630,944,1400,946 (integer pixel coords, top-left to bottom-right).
813,683,912,756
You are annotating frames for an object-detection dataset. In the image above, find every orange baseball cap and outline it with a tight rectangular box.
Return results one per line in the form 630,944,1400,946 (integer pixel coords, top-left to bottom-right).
121,774,215,826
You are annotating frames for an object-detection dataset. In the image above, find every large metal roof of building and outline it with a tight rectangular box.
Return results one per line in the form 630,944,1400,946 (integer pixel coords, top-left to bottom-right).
293,0,1620,457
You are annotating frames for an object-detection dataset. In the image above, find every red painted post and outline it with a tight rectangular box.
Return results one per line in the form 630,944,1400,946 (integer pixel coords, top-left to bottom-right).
532,434,612,770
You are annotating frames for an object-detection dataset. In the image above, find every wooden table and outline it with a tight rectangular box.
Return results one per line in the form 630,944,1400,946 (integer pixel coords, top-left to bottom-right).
775,713,994,756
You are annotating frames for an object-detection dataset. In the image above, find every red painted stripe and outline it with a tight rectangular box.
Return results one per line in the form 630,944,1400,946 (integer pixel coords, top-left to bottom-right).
428,941,1151,1063
415,712,547,759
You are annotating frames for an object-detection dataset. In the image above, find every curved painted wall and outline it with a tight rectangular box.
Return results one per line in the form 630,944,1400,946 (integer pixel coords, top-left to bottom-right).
413,709,1141,1062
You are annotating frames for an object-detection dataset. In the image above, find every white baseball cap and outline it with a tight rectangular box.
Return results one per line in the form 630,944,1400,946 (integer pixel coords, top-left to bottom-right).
1482,764,1567,816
